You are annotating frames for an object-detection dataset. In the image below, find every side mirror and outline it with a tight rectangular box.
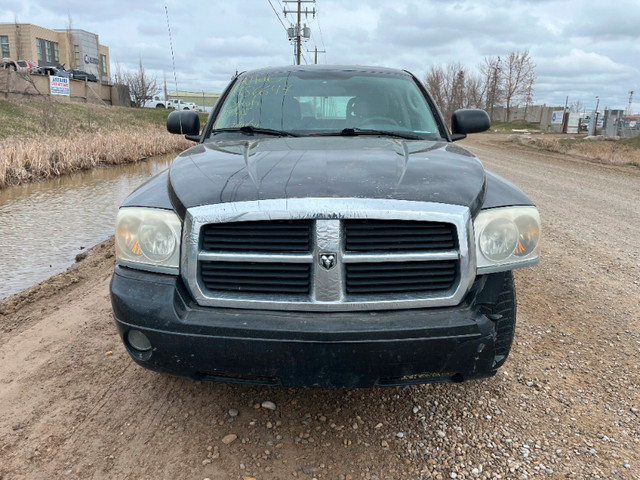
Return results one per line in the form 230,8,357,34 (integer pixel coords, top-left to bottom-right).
167,110,200,136
451,109,490,141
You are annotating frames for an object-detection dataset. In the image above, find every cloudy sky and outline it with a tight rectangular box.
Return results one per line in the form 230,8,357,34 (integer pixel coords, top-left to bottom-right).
2,0,639,112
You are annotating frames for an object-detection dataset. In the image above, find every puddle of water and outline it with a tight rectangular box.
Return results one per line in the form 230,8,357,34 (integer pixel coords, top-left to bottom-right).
0,155,175,299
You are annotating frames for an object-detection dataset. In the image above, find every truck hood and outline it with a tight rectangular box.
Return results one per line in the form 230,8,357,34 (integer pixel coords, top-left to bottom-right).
168,136,487,217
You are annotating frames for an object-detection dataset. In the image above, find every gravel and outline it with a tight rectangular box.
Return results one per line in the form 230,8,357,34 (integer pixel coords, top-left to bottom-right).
1,135,638,480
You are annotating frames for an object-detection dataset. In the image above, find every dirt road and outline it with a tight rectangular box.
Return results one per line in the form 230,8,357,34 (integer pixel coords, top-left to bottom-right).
1,135,639,480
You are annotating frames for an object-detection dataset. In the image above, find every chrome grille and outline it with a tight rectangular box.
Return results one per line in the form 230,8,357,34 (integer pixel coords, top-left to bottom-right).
182,198,475,311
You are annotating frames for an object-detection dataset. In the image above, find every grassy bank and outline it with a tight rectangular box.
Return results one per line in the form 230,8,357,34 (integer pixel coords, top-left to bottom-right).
512,135,640,167
490,120,542,133
0,99,199,188
485,119,640,167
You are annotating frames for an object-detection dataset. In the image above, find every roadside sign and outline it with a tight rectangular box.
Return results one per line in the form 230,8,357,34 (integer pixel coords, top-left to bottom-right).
551,110,564,124
50,76,70,96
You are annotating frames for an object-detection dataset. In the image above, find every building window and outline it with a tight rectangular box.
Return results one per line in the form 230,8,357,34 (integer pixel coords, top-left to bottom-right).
100,54,107,76
74,45,81,69
54,43,59,63
36,38,59,65
1,35,10,58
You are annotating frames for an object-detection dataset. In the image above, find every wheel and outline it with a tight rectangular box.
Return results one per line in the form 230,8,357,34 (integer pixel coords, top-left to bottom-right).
155,104,165,108
183,107,190,110
478,271,517,369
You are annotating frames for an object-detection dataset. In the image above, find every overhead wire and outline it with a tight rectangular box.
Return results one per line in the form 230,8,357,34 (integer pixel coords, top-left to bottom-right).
315,9,327,61
267,0,288,32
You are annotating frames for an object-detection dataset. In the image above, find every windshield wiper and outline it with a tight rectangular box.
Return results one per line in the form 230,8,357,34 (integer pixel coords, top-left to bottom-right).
309,128,422,140
212,126,298,137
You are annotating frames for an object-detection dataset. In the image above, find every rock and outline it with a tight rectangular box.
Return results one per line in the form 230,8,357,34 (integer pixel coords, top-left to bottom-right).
228,408,239,417
262,401,277,411
221,434,237,445
396,432,404,438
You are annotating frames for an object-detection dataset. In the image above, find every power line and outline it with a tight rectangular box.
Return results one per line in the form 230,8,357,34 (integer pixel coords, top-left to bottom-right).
315,9,327,58
267,0,288,32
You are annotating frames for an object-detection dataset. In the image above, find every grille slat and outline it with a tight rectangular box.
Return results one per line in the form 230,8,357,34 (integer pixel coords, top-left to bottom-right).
345,220,456,252
346,261,457,295
202,220,312,252
201,261,310,294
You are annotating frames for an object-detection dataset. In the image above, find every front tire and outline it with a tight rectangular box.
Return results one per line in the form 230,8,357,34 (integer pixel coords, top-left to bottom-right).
479,271,517,369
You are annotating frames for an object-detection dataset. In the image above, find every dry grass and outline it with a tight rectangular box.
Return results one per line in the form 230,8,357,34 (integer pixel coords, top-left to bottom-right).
512,136,640,166
0,98,199,188
0,129,192,188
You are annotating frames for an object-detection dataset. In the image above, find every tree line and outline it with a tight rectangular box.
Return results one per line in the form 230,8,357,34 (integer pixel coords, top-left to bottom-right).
425,50,536,123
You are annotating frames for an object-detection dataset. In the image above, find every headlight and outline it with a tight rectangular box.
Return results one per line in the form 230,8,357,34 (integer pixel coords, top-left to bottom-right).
115,207,182,274
474,206,540,273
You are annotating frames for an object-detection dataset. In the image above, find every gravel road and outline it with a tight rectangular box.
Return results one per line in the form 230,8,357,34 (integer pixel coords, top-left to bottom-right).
0,134,638,480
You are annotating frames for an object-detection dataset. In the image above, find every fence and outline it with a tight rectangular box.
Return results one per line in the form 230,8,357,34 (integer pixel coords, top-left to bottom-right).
0,69,129,106
490,104,640,138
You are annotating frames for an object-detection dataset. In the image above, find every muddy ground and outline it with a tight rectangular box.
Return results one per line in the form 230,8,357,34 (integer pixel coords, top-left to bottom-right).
0,134,638,480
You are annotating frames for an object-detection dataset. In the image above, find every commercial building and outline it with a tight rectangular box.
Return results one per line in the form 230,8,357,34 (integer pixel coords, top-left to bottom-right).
0,23,110,82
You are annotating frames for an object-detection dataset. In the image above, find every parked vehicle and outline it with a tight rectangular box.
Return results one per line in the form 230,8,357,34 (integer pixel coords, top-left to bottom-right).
111,65,541,388
66,69,98,82
54,69,73,79
170,99,198,111
1,58,16,70
1,59,40,74
143,95,173,109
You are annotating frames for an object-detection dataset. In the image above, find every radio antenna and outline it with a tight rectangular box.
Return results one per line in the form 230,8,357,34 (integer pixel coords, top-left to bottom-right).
165,5,179,101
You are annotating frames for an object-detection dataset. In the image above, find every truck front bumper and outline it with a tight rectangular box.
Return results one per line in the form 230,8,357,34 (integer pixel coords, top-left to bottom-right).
110,266,507,388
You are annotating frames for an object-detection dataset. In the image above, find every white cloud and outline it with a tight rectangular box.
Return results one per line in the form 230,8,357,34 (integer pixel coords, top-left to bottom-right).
0,0,638,111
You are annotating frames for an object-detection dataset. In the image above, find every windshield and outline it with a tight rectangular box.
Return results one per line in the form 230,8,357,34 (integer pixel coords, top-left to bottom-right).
211,69,444,139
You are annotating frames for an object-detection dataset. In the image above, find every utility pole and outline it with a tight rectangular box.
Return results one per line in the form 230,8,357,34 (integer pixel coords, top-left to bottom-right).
590,96,600,136
627,90,634,115
283,0,315,65
307,46,326,64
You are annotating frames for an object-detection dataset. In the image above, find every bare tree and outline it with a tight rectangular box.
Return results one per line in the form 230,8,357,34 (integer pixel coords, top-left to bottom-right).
569,99,584,113
425,62,471,122
479,56,503,122
464,74,486,110
121,58,159,107
502,50,536,122
14,17,23,60
449,67,466,114
66,14,74,69
425,64,447,117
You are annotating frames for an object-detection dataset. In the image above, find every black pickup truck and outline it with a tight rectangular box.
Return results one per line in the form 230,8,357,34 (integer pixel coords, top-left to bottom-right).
110,65,540,388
